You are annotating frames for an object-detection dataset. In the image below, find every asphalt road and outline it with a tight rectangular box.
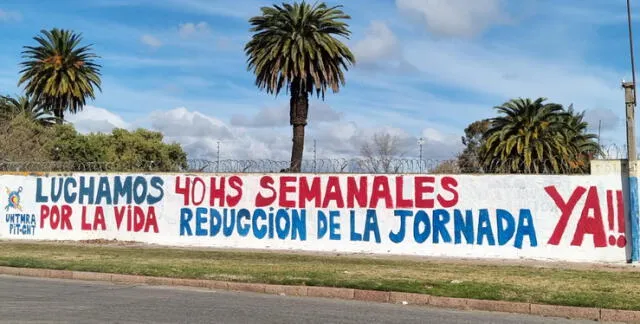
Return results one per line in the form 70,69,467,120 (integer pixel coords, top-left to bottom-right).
0,275,597,324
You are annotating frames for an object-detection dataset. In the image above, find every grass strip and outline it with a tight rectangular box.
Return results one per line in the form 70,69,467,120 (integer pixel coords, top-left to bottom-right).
0,242,639,310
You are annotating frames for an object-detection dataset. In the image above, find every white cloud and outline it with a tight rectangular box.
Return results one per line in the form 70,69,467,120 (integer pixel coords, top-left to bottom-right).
67,105,462,162
178,22,211,38
140,34,162,48
395,0,509,38
353,21,399,64
0,9,22,22
306,122,462,160
421,128,447,143
150,107,233,138
230,103,344,128
66,106,131,134
149,108,293,160
350,21,418,73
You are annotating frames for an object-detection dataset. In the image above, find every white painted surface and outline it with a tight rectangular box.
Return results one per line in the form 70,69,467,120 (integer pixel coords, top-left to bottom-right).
0,173,628,263
590,159,629,175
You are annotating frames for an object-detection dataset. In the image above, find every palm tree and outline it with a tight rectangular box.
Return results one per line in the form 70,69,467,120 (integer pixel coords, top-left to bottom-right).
0,94,59,126
479,97,587,174
244,1,355,172
18,28,102,124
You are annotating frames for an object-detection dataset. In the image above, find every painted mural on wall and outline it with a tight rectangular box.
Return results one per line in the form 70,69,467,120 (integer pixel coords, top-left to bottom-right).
0,173,628,263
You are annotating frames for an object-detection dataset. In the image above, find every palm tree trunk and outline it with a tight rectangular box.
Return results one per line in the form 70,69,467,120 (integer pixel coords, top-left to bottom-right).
289,79,308,173
54,105,64,125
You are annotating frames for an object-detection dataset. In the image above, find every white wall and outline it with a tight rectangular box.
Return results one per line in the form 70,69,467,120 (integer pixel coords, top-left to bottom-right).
0,172,628,263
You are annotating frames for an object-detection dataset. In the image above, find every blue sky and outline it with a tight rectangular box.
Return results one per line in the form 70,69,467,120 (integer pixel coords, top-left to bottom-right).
0,0,635,161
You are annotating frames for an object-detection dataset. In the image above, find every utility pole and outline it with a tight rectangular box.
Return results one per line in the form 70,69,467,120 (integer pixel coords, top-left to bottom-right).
216,141,220,173
624,82,637,164
418,137,425,173
598,120,602,147
625,0,639,263
313,139,317,173
624,80,638,263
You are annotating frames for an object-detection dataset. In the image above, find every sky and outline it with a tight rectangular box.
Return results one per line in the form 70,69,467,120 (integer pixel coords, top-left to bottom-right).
0,0,636,162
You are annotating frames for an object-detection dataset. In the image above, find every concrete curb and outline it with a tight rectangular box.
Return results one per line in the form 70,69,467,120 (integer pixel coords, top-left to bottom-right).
1,266,638,322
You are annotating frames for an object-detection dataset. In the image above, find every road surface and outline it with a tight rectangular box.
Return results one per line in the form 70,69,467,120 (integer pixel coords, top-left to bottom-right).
0,275,597,323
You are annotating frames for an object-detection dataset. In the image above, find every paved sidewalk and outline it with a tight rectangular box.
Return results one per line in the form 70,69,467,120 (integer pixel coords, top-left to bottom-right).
0,275,599,324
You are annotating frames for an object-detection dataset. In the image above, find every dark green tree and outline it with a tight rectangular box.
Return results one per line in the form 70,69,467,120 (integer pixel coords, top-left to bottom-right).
0,94,59,126
561,104,601,173
104,128,188,172
479,97,600,174
457,119,490,173
18,28,102,123
49,125,105,165
245,1,355,172
430,159,461,174
0,114,57,164
50,128,188,172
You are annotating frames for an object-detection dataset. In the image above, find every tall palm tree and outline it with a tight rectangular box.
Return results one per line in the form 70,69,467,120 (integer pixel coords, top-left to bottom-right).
479,97,579,174
18,28,102,124
0,94,59,126
244,1,355,172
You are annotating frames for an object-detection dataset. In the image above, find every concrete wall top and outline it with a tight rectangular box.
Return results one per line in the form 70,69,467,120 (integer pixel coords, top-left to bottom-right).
590,159,640,176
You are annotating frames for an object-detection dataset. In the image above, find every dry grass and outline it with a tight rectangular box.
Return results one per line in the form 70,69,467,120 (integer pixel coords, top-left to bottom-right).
1,241,639,310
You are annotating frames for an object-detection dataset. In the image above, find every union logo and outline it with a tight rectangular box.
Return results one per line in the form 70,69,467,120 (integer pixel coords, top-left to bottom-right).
5,186,23,211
